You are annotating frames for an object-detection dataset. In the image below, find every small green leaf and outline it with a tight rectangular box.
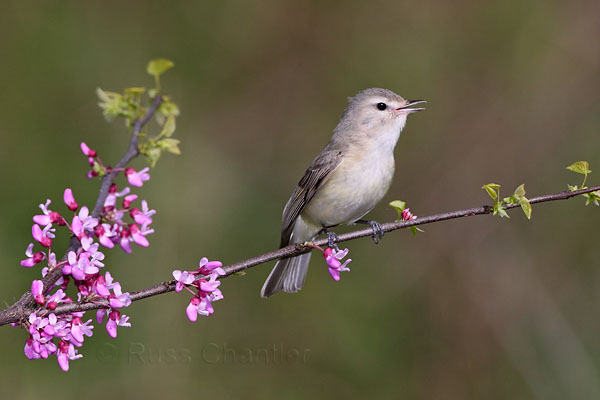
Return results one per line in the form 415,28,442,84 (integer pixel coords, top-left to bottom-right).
124,87,146,95
497,207,509,218
519,197,532,219
143,147,162,168
96,88,129,121
389,200,406,221
410,226,424,236
159,138,181,155
389,200,406,211
146,58,174,78
567,184,579,191
502,196,516,205
584,191,600,206
482,183,500,199
566,161,591,176
159,114,176,138
513,184,526,198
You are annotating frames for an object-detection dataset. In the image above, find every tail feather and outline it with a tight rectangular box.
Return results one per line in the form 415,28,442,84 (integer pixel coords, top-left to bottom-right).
260,253,312,298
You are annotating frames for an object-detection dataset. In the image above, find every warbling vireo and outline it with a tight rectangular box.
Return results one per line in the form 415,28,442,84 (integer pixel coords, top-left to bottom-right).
261,88,425,297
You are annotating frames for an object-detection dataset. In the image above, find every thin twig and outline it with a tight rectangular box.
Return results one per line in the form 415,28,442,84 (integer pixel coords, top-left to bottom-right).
0,95,163,326
12,184,596,324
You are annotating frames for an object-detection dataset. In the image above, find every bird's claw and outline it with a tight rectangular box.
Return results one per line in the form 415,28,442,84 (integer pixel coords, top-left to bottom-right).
368,221,384,244
326,231,340,251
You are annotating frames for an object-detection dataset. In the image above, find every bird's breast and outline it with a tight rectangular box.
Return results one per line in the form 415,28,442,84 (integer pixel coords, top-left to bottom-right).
302,151,395,227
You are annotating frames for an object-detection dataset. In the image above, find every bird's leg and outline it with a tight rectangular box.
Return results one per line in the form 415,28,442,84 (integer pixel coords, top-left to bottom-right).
356,219,384,244
319,225,340,251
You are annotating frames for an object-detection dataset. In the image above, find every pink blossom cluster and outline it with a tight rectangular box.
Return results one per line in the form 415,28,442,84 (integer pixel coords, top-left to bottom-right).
303,243,353,282
323,247,352,281
95,183,155,253
401,208,417,221
172,258,226,321
25,287,93,371
15,141,157,371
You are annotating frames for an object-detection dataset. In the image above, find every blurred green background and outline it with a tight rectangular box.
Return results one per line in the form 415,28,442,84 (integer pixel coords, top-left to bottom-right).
1,1,600,399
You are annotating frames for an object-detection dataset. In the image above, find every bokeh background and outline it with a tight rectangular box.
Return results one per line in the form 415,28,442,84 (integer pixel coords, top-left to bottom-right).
1,1,600,399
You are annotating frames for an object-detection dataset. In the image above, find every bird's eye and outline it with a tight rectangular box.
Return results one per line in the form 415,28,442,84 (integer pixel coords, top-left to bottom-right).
376,102,387,111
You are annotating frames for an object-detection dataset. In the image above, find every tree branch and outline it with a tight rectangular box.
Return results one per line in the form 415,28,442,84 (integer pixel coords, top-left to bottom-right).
4,184,594,324
0,95,163,326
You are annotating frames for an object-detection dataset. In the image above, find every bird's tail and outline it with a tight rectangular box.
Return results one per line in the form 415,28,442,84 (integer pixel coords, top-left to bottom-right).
260,252,312,298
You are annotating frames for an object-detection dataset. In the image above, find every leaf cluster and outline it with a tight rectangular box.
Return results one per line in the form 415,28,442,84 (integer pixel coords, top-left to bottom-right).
566,161,600,206
482,183,532,219
96,58,181,167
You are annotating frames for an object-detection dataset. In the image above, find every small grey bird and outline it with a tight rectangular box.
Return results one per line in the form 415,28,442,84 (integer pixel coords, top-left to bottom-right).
261,88,425,297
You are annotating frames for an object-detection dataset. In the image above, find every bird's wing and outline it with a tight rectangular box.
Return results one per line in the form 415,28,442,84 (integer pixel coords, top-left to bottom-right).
280,149,343,247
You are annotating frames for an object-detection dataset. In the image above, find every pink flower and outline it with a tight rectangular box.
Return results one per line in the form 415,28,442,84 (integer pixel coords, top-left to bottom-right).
199,274,221,293
65,251,99,280
71,206,98,239
32,224,52,247
173,270,195,292
108,282,132,309
129,224,149,247
323,247,352,281
186,297,215,321
24,338,39,360
57,341,82,372
105,310,131,338
20,243,46,267
80,142,97,157
401,208,417,221
70,317,94,346
122,194,138,209
195,257,225,278
95,223,117,248
33,199,63,226
43,313,69,338
103,185,130,208
125,167,150,187
130,200,156,226
119,228,132,253
63,188,79,211
46,289,67,310
93,274,110,297
31,280,45,305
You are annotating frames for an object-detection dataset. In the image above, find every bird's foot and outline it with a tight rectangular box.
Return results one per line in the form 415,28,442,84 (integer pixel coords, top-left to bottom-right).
322,228,340,252
357,219,384,244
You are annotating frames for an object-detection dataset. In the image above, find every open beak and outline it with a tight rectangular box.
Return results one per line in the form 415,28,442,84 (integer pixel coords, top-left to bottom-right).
396,99,426,113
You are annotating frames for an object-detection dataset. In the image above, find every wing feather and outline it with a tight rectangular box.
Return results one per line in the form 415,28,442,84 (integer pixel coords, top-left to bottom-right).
280,150,343,246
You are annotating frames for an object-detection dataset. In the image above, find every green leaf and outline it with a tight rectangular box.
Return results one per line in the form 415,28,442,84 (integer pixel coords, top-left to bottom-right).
567,184,579,191
159,114,176,138
492,203,509,218
124,87,146,95
410,226,424,236
513,184,526,199
143,147,162,168
159,138,181,155
389,200,406,211
502,196,516,205
497,207,509,218
147,58,174,78
519,197,532,219
96,88,129,121
482,183,500,199
389,200,406,221
584,191,600,206
566,161,591,176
